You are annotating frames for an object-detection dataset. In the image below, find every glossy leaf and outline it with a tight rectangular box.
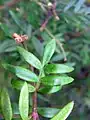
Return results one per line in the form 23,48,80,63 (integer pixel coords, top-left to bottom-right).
44,64,74,74
3,64,38,82
11,80,35,93
38,107,60,118
51,101,74,120
17,46,42,70
41,75,74,86
38,86,62,94
19,82,29,120
42,40,56,66
1,88,12,120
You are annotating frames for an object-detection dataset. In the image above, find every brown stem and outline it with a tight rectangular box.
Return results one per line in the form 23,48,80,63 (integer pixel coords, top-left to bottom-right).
21,41,39,120
33,89,37,113
32,83,39,120
45,27,67,61
21,42,28,50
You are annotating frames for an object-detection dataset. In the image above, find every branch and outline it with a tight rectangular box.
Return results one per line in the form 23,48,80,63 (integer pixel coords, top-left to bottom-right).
20,38,39,120
45,28,67,61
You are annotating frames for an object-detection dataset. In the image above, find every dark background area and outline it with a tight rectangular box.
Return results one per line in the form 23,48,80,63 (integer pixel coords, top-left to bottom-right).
0,0,90,120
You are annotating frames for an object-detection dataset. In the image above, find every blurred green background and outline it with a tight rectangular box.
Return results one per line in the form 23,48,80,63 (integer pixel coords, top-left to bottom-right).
0,0,90,120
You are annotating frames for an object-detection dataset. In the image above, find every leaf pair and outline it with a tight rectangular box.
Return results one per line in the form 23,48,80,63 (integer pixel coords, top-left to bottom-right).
17,39,56,69
11,80,35,93
39,85,62,94
19,83,74,120
0,83,29,120
37,102,74,120
0,86,74,120
2,39,74,120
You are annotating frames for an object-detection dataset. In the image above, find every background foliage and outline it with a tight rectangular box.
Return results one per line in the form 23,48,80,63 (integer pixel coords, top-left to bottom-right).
0,0,90,120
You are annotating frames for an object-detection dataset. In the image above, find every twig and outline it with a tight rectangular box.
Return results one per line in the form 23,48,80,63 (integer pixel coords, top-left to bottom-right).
32,88,39,120
40,0,59,31
45,28,67,61
21,40,39,120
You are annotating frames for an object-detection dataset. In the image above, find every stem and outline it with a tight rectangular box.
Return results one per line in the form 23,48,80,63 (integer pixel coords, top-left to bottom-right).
32,84,39,120
22,42,28,51
45,27,67,61
33,90,37,112
21,42,39,120
31,67,43,120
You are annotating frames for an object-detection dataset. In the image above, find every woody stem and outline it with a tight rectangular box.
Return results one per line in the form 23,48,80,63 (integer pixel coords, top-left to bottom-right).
21,43,39,120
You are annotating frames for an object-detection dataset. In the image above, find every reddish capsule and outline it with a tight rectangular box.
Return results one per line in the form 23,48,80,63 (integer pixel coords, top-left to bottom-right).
12,33,28,44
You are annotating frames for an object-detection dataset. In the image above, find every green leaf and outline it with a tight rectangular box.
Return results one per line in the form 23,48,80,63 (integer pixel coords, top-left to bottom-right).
11,80,35,93
51,101,74,120
17,46,42,70
38,107,60,118
41,75,74,86
9,10,20,26
38,86,62,94
51,52,69,62
0,23,11,37
42,40,56,66
1,88,12,120
44,64,74,74
38,94,50,102
19,82,29,120
9,10,25,32
3,64,38,82
31,36,44,57
0,40,16,54
74,0,85,13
